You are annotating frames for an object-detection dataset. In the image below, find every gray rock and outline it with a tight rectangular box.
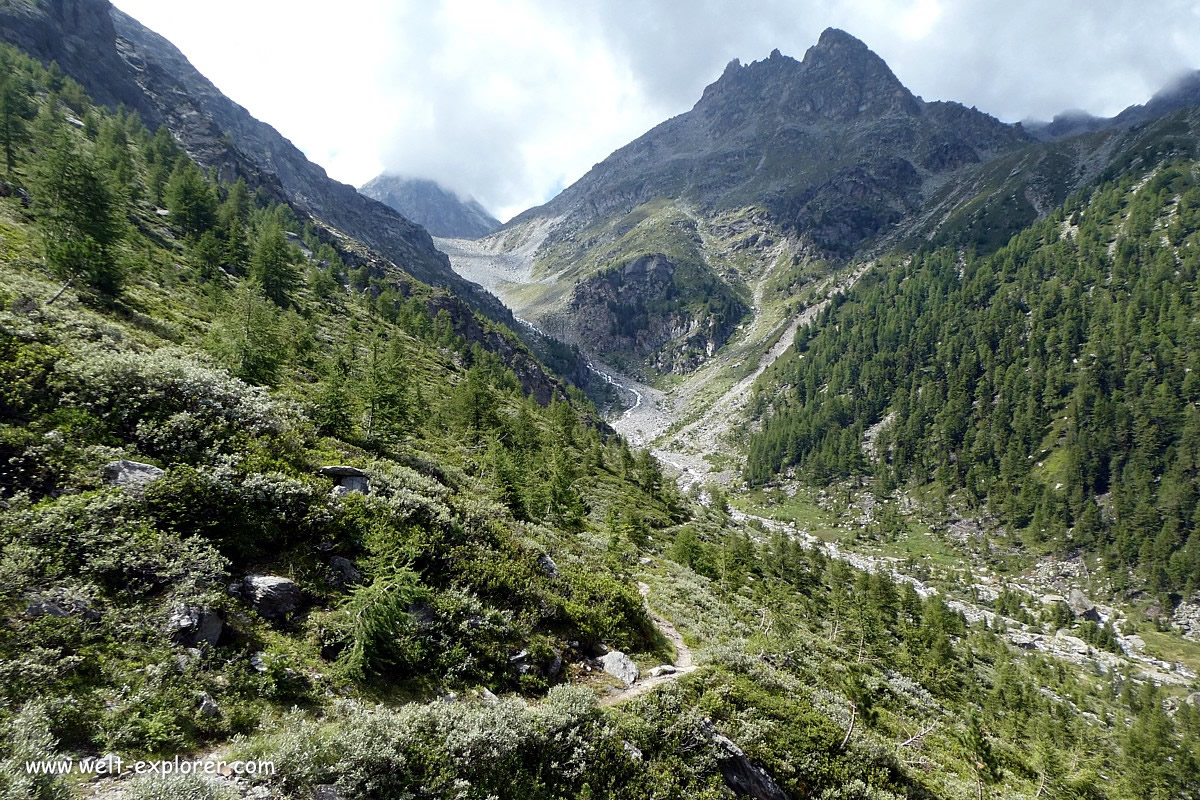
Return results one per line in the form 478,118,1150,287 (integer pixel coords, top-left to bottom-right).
168,605,224,647
546,650,564,679
600,650,639,686
711,730,790,800
312,786,342,800
622,740,643,762
197,692,220,718
329,556,362,587
101,459,165,490
250,651,269,672
1069,589,1101,622
648,664,677,678
480,688,500,705
1173,600,1200,641
26,587,100,622
1009,632,1042,651
536,553,559,579
242,575,302,620
320,466,370,495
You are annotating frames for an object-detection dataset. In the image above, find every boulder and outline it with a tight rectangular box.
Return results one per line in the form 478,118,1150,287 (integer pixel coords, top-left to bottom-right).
648,664,677,678
320,465,370,495
329,556,362,587
600,650,639,686
546,650,564,679
242,575,302,620
102,460,165,490
168,605,224,647
711,731,790,800
536,553,559,579
1068,589,1101,622
197,692,220,718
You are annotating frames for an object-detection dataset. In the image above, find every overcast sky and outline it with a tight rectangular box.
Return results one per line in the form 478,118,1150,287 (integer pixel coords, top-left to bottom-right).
111,0,1200,222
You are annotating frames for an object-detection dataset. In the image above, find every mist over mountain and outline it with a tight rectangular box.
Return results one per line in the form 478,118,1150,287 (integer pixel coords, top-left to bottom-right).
1025,69,1200,140
360,175,501,239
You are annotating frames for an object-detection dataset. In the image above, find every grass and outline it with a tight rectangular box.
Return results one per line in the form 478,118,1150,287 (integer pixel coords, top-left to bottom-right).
1139,630,1200,673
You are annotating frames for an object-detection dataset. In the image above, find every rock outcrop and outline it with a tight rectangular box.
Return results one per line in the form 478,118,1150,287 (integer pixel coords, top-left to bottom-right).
600,650,639,686
320,466,370,496
710,730,790,800
240,575,302,620
102,459,165,490
567,254,745,373
1068,589,1101,623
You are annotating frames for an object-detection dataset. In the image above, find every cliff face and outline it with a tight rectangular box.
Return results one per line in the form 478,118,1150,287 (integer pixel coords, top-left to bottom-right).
0,0,507,320
567,254,746,375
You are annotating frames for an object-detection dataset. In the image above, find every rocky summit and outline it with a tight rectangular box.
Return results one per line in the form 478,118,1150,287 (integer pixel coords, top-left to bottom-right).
441,29,1035,377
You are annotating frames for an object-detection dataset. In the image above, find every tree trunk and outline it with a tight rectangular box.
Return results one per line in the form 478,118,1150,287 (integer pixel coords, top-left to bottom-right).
839,702,856,750
46,276,74,306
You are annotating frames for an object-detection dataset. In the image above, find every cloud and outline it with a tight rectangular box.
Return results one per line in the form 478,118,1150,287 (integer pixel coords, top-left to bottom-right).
112,0,1200,222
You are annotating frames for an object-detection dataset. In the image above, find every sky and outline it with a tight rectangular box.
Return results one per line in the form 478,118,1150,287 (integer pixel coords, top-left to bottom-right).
111,0,1200,222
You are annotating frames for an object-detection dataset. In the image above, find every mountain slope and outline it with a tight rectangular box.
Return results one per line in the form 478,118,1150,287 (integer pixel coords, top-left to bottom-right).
0,0,511,322
445,30,1031,376
748,152,1200,600
360,175,500,238
1026,70,1200,140
2,21,1200,800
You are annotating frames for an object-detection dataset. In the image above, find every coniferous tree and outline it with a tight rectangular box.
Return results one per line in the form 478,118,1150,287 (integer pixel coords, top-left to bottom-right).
164,157,217,237
250,223,300,307
0,64,31,174
31,127,124,300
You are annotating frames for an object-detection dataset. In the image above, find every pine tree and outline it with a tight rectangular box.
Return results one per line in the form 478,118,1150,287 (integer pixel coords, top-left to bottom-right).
250,223,300,307
362,336,409,444
31,128,124,300
0,66,32,174
164,157,217,237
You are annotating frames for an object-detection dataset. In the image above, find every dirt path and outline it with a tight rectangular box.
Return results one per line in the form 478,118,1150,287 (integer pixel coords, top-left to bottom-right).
599,582,696,706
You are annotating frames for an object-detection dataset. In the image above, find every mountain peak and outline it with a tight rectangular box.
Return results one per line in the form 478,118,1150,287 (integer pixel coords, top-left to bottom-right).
696,30,917,123
813,27,870,51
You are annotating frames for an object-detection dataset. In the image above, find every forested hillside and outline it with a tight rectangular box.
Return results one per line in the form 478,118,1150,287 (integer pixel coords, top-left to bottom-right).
0,42,685,757
747,161,1200,600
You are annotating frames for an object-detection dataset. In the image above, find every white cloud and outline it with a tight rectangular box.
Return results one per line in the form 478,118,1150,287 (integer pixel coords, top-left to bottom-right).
111,0,1200,223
